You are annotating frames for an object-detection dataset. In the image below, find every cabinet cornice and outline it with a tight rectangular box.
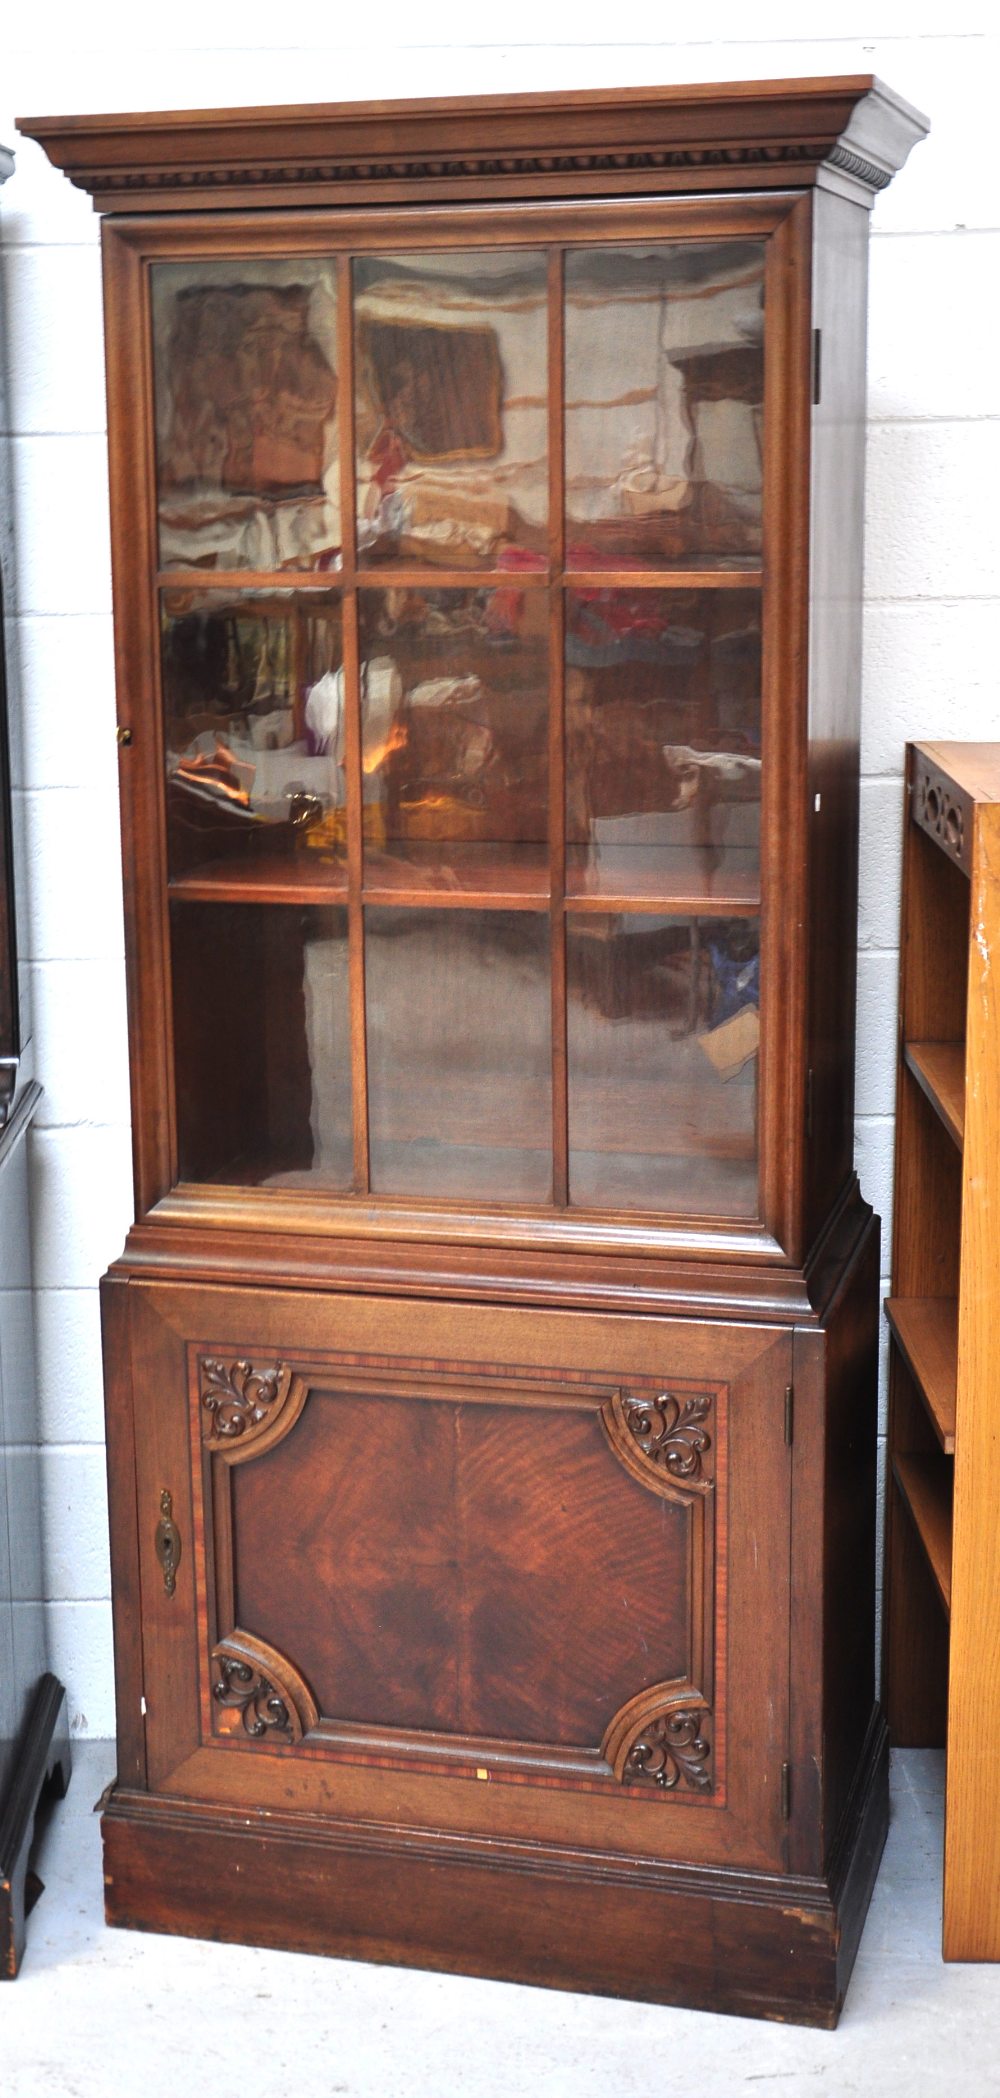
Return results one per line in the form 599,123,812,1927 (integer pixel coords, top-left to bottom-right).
18,76,927,214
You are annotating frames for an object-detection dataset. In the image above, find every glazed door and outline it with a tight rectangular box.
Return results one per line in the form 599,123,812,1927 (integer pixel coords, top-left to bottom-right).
118,1282,793,1873
106,192,808,1252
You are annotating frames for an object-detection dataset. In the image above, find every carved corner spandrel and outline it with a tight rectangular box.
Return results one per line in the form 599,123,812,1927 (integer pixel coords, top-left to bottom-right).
200,1357,309,1463
211,1630,319,1745
600,1387,715,1501
602,1682,713,1796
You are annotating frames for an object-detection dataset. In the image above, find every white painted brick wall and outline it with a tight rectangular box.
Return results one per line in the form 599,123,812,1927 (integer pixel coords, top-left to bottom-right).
1,9,997,1738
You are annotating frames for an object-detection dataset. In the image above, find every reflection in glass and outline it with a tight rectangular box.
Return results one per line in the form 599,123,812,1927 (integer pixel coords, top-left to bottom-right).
152,260,340,571
366,908,551,1201
565,588,761,901
565,243,765,568
567,914,759,1215
161,589,345,880
171,902,351,1187
354,251,548,569
357,586,549,895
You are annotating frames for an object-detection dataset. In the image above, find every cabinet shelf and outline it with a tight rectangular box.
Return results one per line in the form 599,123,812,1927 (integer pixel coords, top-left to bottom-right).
904,1040,965,1149
364,845,550,910
884,1297,957,1452
168,844,760,917
169,845,552,911
565,850,759,916
157,563,764,595
170,855,348,907
892,1454,953,1616
563,565,763,590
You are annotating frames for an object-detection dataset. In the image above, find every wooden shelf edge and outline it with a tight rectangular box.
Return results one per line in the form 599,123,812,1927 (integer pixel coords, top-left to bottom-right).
885,1297,958,1453
168,871,761,916
156,565,764,595
563,895,759,919
892,1454,953,1616
903,1040,965,1150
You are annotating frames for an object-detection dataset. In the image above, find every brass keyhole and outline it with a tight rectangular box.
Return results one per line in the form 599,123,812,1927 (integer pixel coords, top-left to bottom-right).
154,1488,181,1597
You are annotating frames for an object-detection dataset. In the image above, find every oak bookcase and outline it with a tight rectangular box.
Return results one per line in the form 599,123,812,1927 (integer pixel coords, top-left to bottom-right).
884,741,1000,1962
20,77,926,2024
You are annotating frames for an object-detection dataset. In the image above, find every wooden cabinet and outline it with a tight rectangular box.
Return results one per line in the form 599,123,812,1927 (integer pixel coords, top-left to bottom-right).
20,76,927,2024
884,742,1000,1961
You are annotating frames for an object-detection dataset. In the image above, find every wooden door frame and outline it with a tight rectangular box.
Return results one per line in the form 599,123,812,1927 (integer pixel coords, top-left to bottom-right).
102,190,813,1269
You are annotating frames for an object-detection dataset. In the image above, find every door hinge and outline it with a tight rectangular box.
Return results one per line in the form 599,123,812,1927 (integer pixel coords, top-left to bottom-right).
781,1760,792,1821
812,327,822,406
805,1068,815,1140
784,1384,794,1447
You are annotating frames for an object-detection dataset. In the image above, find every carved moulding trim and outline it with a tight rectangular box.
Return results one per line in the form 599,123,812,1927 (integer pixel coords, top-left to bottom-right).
211,1630,319,1744
200,1357,308,1462
85,139,825,197
600,1386,714,1500
826,142,892,190
602,1681,713,1795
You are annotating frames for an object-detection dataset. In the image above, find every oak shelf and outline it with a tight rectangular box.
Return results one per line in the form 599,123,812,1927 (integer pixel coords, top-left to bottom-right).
892,1454,953,1616
884,741,1000,1963
884,1296,957,1452
904,1040,965,1149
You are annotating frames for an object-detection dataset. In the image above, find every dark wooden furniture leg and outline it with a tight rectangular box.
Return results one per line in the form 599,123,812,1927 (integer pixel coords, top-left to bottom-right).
0,1673,72,1978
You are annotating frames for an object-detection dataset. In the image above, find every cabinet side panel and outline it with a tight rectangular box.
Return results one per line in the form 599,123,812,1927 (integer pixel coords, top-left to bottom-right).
819,1217,880,1852
945,801,1000,1958
805,189,870,1249
758,197,811,1259
789,1212,880,1874
102,223,173,1216
100,1273,147,1789
126,1289,202,1789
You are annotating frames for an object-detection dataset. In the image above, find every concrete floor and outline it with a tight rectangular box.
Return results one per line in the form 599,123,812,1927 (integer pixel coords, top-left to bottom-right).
5,1745,1000,2097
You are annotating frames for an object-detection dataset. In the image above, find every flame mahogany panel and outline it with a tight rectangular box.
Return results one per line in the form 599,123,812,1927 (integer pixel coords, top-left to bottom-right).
230,1383,698,1743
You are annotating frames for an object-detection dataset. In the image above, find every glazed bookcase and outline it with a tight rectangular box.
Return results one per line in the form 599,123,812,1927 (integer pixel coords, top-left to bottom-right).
20,77,926,2026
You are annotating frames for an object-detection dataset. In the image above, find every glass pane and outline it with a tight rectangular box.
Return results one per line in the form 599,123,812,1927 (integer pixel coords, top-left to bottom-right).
366,907,551,1201
565,586,761,903
357,586,549,900
162,588,346,889
567,913,759,1216
152,260,340,571
565,242,765,569
354,251,548,570
171,902,352,1187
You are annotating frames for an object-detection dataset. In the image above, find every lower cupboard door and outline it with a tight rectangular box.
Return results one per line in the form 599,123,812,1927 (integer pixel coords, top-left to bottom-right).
119,1282,793,1874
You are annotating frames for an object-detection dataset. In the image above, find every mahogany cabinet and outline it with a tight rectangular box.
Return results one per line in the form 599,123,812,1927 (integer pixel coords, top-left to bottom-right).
20,76,926,2025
